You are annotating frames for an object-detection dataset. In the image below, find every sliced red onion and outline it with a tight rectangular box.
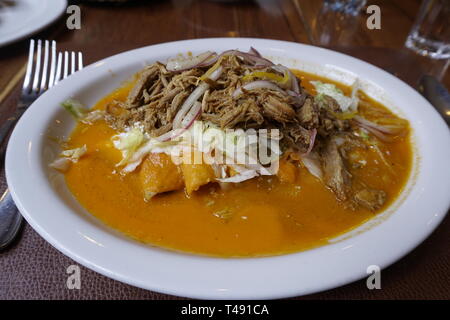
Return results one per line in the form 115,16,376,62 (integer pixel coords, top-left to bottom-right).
243,49,274,67
249,47,262,58
237,50,271,67
286,90,306,107
172,83,207,129
353,115,408,142
301,128,317,156
289,70,300,94
287,90,301,98
166,51,215,72
197,53,219,67
166,48,273,74
173,66,223,129
356,122,394,142
272,65,300,93
154,128,186,142
156,102,202,142
195,49,274,69
353,116,403,135
181,101,202,128
233,80,286,98
301,151,323,180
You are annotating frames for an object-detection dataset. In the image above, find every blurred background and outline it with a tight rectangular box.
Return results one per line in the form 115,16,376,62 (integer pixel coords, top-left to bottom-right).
1,0,449,88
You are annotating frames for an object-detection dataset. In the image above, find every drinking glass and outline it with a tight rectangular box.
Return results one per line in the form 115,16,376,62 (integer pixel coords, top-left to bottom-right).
293,0,367,46
323,0,367,16
405,0,450,59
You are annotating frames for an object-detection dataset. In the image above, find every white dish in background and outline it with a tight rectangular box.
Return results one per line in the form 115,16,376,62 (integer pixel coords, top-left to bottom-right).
0,0,67,47
6,38,450,299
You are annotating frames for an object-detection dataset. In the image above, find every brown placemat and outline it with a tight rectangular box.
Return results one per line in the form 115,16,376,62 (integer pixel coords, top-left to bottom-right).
0,44,449,300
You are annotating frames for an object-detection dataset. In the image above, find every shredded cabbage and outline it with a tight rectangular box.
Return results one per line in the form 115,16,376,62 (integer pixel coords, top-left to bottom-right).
311,80,358,112
61,99,86,119
50,145,87,172
112,125,145,166
49,158,72,172
60,145,87,162
81,110,105,124
112,121,281,182
61,99,105,124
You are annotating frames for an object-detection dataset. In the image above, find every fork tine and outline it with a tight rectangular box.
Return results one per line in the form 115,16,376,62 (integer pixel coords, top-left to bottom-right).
47,48,83,87
31,40,42,93
22,39,35,92
71,51,76,75
78,52,83,70
54,52,62,85
63,51,69,79
39,40,50,92
48,41,57,88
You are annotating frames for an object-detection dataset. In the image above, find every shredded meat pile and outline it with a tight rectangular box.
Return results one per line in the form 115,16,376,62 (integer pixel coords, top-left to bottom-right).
105,55,349,154
104,53,387,211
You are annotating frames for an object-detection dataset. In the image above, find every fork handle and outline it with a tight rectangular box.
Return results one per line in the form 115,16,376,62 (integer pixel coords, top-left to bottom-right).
0,116,19,148
0,102,29,250
0,189,23,251
0,101,30,148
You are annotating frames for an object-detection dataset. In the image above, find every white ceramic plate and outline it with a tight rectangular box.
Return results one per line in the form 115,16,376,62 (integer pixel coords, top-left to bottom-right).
6,38,450,299
0,0,67,47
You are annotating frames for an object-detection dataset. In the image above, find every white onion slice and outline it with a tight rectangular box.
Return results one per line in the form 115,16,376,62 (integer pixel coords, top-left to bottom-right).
154,128,186,142
154,103,201,142
301,128,317,156
301,152,322,180
355,122,395,142
197,54,219,67
217,170,259,183
353,116,404,137
289,69,300,94
49,157,72,172
173,83,208,129
249,47,262,58
197,49,274,69
181,101,202,129
232,80,286,98
166,51,215,72
173,66,223,129
272,65,300,94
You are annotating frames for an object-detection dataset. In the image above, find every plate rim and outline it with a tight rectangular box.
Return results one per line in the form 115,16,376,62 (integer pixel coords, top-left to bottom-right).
0,0,67,47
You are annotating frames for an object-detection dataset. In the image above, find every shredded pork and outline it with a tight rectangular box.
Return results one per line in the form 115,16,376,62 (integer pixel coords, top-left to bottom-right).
103,50,395,210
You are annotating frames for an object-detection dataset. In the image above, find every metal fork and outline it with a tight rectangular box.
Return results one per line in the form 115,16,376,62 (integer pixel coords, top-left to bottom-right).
0,39,84,251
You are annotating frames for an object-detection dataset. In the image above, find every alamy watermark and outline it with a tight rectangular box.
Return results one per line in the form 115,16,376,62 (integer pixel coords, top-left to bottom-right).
366,5,381,30
366,265,381,290
66,5,81,30
66,3,381,31
66,264,81,290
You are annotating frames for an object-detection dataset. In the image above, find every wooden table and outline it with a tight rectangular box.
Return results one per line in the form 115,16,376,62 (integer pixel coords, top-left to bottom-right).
0,0,449,300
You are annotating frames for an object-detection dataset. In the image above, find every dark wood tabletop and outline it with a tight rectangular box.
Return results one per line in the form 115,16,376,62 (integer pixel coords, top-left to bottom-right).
0,0,449,300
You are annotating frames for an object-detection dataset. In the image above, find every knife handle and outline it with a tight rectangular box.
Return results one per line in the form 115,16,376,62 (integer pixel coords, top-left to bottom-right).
419,75,450,126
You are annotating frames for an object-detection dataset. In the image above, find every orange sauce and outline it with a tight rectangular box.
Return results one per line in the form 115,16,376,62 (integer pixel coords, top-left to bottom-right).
63,72,412,257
